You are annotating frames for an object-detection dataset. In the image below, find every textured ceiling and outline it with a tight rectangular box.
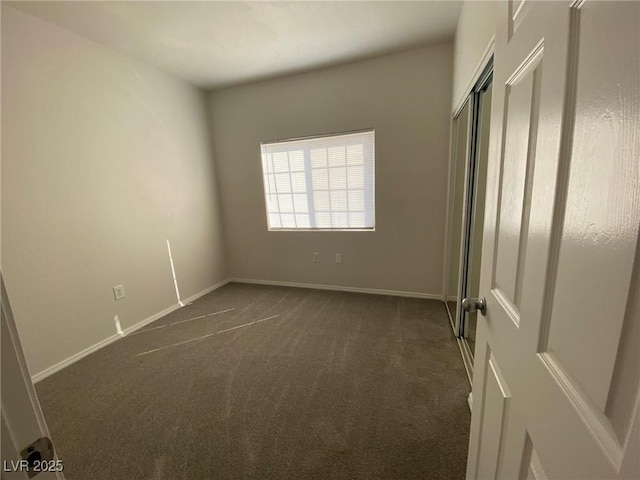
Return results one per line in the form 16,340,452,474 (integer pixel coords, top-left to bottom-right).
7,1,462,90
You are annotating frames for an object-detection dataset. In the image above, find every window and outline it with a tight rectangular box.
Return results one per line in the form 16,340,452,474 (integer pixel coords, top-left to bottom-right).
260,130,375,230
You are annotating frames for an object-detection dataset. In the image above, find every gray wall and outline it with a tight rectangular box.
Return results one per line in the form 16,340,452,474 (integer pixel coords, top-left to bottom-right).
445,0,498,300
209,44,453,295
452,1,499,109
1,6,227,377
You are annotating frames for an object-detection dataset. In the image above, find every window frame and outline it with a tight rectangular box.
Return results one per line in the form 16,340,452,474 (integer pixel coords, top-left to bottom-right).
260,129,376,232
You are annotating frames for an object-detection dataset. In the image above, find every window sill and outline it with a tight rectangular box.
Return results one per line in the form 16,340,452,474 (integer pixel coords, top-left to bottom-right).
267,228,375,232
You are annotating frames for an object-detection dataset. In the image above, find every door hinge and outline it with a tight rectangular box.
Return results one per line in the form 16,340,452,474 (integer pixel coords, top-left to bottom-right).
20,437,55,478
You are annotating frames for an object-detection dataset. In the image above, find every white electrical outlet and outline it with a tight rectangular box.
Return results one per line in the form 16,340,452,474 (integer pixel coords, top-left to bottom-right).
113,284,126,301
313,252,320,263
335,253,342,264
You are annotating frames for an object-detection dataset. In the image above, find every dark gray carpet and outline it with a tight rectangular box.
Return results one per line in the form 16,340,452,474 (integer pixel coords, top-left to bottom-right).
36,283,471,480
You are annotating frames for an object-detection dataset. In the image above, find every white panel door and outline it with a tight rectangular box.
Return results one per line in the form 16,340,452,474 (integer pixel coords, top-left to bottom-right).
467,1,640,478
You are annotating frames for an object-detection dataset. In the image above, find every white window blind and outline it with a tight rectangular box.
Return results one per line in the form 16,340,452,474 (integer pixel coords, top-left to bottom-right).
260,130,375,230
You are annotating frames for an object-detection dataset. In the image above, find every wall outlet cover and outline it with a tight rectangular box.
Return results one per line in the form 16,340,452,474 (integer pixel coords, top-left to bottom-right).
113,284,126,301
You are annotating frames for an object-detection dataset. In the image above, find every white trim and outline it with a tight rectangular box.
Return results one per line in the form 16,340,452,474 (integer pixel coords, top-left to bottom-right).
181,278,229,305
261,127,374,146
30,276,439,383
456,336,474,386
267,228,375,232
468,391,473,412
442,108,457,304
228,277,441,300
452,36,496,116
31,279,229,383
32,332,129,384
2,274,63,479
444,299,456,331
443,40,495,336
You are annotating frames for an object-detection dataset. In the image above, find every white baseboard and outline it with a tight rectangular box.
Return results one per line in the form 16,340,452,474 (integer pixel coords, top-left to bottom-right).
31,332,129,384
31,279,229,383
31,277,438,383
180,278,229,306
228,277,441,300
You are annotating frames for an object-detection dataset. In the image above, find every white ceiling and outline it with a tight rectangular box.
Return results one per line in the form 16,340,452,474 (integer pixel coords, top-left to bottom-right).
7,1,462,90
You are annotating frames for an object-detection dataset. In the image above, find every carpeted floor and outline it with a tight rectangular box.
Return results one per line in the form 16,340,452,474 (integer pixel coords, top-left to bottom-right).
36,283,471,480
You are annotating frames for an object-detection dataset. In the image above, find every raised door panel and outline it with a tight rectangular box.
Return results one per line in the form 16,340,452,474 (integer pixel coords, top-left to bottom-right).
527,2,640,476
541,0,640,413
470,1,639,479
517,434,548,480
493,46,543,322
474,349,512,479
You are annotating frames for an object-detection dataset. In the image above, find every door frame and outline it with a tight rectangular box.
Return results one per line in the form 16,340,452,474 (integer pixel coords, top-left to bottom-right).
458,62,494,383
443,40,495,335
1,273,65,479
442,46,495,385
443,97,472,334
